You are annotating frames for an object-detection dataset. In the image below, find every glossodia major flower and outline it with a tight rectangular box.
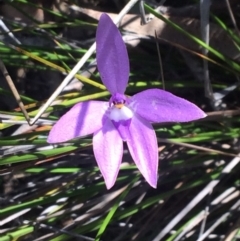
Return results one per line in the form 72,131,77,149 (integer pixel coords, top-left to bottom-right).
48,13,206,189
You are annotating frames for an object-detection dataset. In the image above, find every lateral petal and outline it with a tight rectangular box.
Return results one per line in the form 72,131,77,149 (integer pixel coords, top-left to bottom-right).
93,118,123,189
48,101,108,143
127,115,158,188
96,13,129,94
131,89,206,123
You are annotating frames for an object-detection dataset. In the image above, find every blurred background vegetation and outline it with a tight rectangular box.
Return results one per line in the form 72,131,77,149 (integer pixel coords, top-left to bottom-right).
0,0,240,240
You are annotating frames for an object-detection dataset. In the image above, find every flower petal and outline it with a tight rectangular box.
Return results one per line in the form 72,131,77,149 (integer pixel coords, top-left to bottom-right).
93,118,123,189
127,115,158,188
112,119,131,141
96,13,129,94
48,101,108,143
131,89,206,123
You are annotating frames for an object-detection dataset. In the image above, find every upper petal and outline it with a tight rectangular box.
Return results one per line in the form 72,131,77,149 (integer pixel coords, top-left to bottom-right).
48,101,108,143
96,13,129,94
131,89,206,123
126,115,158,188
93,118,123,189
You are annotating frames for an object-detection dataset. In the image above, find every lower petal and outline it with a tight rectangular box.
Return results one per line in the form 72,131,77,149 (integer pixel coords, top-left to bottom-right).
93,118,123,189
126,115,158,188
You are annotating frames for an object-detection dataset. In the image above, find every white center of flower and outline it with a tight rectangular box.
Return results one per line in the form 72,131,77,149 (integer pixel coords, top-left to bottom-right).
109,105,133,122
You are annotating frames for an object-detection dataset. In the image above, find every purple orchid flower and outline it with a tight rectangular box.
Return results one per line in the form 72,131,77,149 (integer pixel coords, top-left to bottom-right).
48,13,206,189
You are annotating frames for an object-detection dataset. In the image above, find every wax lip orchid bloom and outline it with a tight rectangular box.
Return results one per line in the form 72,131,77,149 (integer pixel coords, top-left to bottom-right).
48,13,206,189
